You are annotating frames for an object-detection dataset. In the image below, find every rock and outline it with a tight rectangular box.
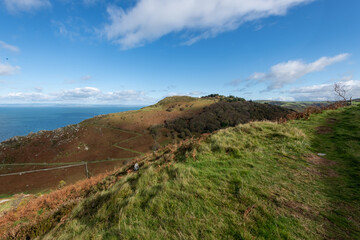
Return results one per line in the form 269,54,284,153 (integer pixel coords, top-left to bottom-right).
134,163,139,171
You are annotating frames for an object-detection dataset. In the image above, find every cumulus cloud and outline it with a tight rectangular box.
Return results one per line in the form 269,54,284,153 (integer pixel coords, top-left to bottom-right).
289,78,360,101
3,0,51,13
0,87,154,104
103,0,315,49
249,53,349,90
61,87,101,99
0,41,20,53
0,63,20,75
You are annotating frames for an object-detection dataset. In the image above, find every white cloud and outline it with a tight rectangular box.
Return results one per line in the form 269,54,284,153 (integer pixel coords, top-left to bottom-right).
61,87,101,99
167,91,205,97
274,96,296,101
0,63,20,75
6,92,54,101
0,41,20,53
289,78,360,101
103,0,315,49
99,90,152,103
3,0,51,12
52,20,83,41
52,17,95,42
0,87,155,105
250,53,349,90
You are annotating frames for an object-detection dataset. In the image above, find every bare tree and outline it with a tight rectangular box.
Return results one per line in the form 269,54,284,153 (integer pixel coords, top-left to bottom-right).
334,82,352,105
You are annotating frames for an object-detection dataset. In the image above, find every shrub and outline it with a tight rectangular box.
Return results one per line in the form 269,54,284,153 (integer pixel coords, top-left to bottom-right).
165,101,292,137
57,180,66,189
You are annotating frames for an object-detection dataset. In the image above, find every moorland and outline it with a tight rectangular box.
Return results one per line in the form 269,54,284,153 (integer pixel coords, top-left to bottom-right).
0,96,359,239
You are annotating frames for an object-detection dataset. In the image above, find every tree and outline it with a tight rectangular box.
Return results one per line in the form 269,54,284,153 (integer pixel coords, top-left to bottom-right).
334,82,352,105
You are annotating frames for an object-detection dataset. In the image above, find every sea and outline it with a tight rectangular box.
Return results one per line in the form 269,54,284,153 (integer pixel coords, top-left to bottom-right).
0,106,143,142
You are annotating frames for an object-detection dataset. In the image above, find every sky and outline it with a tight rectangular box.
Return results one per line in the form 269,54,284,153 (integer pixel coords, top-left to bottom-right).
0,0,359,105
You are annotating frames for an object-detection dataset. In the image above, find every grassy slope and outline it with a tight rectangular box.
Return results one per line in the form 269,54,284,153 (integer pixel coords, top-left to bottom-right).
291,103,360,239
94,96,215,131
38,104,359,240
256,100,329,112
0,97,215,194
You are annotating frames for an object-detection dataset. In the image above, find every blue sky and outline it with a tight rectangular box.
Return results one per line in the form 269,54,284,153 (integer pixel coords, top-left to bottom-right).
0,0,359,105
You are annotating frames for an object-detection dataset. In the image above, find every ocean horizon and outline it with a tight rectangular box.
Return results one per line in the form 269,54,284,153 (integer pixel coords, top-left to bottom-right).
0,106,143,142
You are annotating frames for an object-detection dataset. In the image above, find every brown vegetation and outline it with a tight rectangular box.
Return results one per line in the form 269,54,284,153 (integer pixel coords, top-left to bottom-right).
0,133,208,239
279,101,346,123
0,172,108,239
0,97,215,194
0,97,347,197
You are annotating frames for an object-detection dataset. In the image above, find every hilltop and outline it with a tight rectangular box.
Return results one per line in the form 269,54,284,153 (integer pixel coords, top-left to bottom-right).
0,96,291,194
0,101,359,239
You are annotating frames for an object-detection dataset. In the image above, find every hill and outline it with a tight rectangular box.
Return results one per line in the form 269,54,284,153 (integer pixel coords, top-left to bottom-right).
0,96,291,194
256,100,330,112
0,103,359,239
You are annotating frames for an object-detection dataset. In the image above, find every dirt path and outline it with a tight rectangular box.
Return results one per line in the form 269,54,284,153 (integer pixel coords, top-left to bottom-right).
0,163,86,177
0,124,145,176
0,199,10,204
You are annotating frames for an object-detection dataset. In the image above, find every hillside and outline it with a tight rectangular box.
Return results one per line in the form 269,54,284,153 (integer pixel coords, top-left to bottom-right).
0,96,291,194
256,100,330,112
0,103,359,239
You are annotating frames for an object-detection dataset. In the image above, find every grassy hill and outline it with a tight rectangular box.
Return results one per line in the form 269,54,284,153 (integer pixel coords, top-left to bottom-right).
1,103,358,239
0,96,290,195
256,100,330,112
0,96,214,194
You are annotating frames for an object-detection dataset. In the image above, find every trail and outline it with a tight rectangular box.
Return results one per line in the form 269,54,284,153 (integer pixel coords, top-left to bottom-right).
92,123,145,157
0,163,86,177
0,123,145,176
0,199,10,204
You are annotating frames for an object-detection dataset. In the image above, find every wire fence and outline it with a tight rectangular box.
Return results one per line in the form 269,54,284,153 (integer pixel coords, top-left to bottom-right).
0,125,143,178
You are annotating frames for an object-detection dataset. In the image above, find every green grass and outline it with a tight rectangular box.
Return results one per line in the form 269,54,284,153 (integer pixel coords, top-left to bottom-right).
0,194,13,213
13,105,360,239
291,104,360,239
0,194,12,199
256,100,330,112
0,200,13,214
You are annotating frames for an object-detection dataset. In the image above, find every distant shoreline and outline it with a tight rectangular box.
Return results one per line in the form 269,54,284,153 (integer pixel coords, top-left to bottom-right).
0,106,143,142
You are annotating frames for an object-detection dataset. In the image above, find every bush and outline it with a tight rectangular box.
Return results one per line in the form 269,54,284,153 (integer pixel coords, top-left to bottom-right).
165,101,292,137
57,180,66,189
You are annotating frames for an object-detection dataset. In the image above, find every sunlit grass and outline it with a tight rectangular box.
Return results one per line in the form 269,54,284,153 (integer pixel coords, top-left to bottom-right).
43,121,330,239
6,105,359,239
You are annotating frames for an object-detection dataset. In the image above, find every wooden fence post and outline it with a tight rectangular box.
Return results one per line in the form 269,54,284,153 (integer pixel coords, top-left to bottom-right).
85,162,89,178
